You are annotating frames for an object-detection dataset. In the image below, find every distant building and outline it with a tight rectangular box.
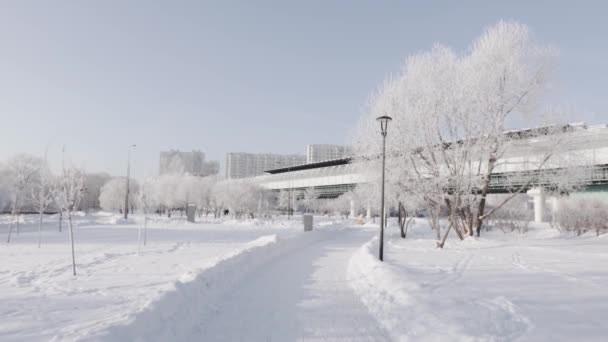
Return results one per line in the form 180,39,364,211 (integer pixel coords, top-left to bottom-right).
201,160,220,177
159,150,219,177
225,152,306,179
306,144,353,164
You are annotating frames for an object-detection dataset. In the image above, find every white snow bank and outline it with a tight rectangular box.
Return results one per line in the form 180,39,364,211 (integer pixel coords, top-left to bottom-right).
348,225,608,341
348,238,533,341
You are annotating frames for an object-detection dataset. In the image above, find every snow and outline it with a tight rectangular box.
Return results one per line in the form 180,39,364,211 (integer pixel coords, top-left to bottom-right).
0,213,300,341
3,213,608,341
101,225,389,341
348,220,608,341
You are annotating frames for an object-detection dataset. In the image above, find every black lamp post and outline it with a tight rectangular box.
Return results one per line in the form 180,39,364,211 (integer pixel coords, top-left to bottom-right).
376,115,392,261
124,144,136,219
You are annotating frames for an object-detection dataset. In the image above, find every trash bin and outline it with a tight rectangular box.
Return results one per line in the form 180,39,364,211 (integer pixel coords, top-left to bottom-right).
186,203,196,223
303,214,313,232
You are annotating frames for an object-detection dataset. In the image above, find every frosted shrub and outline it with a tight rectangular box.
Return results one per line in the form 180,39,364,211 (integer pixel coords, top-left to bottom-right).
554,198,608,236
486,197,533,234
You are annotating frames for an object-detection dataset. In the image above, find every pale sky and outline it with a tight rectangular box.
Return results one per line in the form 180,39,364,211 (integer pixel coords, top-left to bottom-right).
1,0,607,179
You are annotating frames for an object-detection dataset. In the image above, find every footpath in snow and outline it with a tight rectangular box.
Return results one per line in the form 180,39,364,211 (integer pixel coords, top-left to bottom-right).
5,213,608,341
100,226,390,341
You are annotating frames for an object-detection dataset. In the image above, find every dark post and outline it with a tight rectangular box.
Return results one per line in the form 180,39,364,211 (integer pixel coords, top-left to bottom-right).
376,115,392,262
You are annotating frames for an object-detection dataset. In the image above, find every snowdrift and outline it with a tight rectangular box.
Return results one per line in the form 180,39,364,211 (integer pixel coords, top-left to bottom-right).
347,237,532,341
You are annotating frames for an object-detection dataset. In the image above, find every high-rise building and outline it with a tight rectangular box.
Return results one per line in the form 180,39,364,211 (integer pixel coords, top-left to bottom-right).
201,160,220,177
306,144,353,164
159,150,219,177
225,152,306,179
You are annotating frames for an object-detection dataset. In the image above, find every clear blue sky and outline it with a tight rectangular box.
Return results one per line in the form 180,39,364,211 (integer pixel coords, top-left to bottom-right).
1,0,606,179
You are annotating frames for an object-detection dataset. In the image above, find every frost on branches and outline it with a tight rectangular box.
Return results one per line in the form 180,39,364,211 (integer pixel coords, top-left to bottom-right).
51,164,85,276
353,21,588,247
4,154,45,243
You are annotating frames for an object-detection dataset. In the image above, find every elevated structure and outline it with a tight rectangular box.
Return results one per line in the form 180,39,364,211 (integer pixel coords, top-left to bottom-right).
245,123,608,221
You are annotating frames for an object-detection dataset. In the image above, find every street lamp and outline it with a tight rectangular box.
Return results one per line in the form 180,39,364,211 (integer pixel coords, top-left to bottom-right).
376,115,392,261
124,144,136,220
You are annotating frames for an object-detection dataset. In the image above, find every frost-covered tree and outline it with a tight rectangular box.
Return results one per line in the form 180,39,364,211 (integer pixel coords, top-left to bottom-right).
0,164,12,213
354,21,577,247
154,174,180,214
277,190,290,214
80,172,111,211
212,180,261,218
6,154,44,243
99,177,139,212
29,165,54,247
174,175,199,215
302,188,318,213
191,176,218,216
137,178,158,251
52,164,85,276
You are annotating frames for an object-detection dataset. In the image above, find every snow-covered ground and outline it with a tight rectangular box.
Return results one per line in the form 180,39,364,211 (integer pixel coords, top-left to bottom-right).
349,220,608,341
0,213,304,341
3,213,608,341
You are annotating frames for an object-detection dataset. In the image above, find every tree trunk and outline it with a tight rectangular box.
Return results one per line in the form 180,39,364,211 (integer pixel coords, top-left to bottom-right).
475,154,497,237
58,212,63,232
137,221,142,254
398,202,406,238
6,205,17,243
67,211,76,276
38,211,44,248
404,217,414,239
437,221,453,249
143,216,148,246
444,198,464,240
6,218,13,243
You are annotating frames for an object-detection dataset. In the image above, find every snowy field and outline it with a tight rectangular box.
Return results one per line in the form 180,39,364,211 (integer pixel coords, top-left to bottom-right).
0,213,303,341
349,221,608,341
2,213,608,341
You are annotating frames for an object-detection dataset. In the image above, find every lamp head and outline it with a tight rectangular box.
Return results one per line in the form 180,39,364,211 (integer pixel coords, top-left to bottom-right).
376,115,392,136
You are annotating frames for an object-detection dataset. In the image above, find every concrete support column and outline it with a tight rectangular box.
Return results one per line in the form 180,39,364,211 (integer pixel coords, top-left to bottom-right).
527,188,546,223
550,196,561,222
350,199,356,218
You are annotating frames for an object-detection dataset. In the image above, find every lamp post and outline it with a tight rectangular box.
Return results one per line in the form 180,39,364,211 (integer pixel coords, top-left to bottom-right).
124,144,136,220
376,115,392,261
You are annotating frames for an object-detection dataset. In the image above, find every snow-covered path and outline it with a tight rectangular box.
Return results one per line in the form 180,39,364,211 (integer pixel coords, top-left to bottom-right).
195,228,389,341
101,227,390,342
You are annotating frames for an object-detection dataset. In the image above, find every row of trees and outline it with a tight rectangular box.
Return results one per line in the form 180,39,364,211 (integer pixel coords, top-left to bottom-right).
97,175,263,219
353,21,587,247
1,154,363,230
98,174,363,220
0,154,85,275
